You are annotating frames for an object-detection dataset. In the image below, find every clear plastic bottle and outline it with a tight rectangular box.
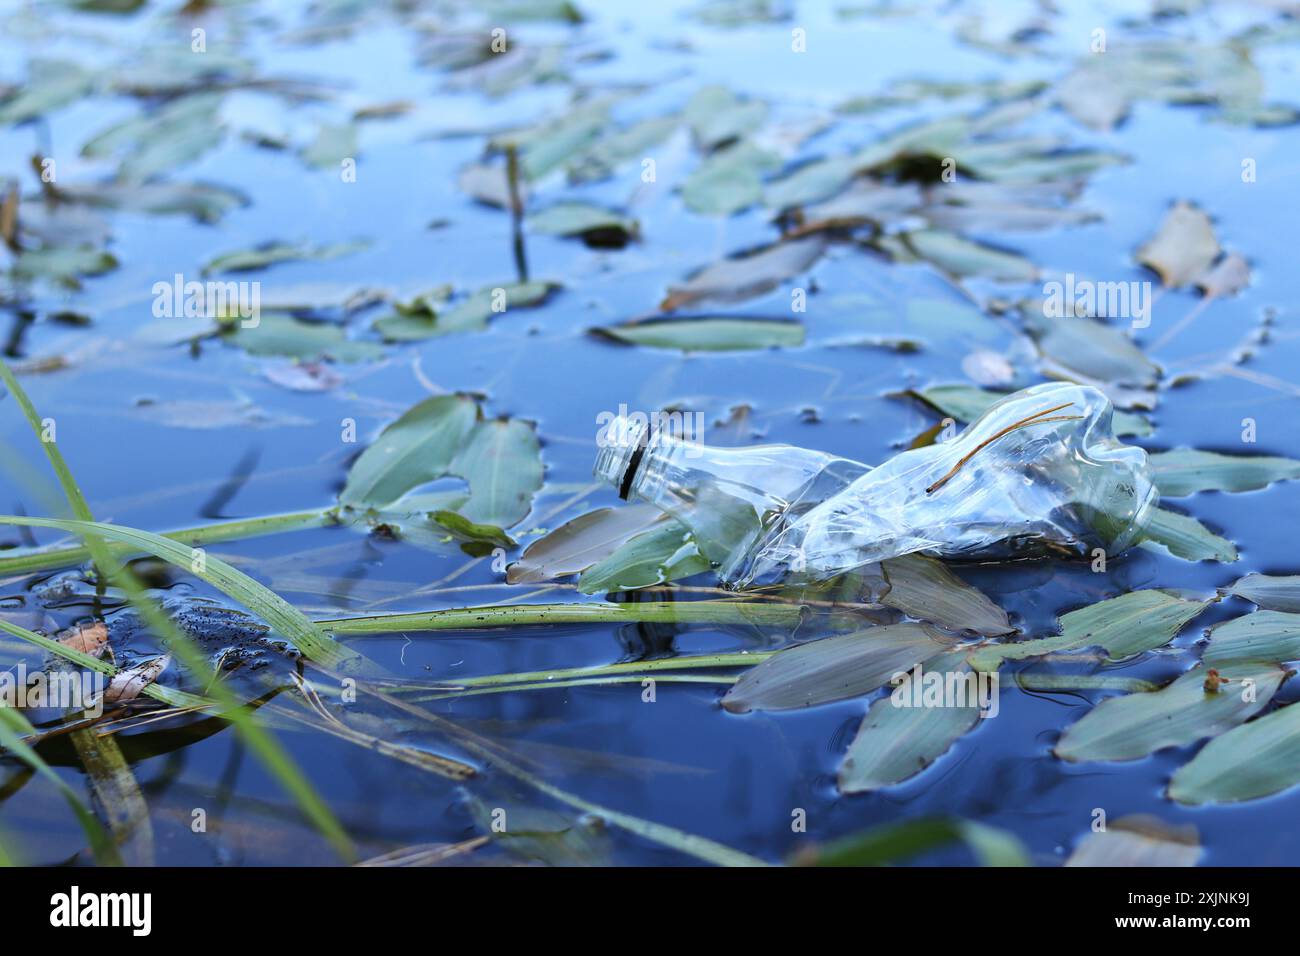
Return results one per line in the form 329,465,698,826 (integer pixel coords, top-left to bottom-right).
593,382,1157,589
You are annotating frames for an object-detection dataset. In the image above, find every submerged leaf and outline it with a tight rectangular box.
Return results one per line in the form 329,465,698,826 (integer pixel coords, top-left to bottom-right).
578,520,708,593
879,553,1013,636
1054,663,1285,762
721,623,952,713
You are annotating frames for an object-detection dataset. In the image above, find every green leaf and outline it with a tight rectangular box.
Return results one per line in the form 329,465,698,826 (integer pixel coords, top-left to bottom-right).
1065,815,1200,866
301,122,358,168
684,85,768,150
1139,506,1238,562
970,589,1209,671
661,237,825,311
11,246,118,290
451,418,544,529
1021,312,1159,390
578,521,709,593
82,92,224,181
1221,573,1300,612
569,115,678,182
0,59,95,125
879,553,1013,636
763,156,859,211
900,229,1037,281
1169,701,1300,805
430,281,557,337
339,394,478,509
720,623,952,713
681,141,780,216
224,314,384,363
53,180,248,222
527,202,637,241
592,317,805,351
794,817,1029,867
1203,611,1300,668
1054,663,1285,763
838,650,983,792
1149,448,1300,496
203,239,368,275
507,505,662,584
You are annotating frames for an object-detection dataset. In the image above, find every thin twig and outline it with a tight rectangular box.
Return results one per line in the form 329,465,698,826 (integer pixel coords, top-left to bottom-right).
925,402,1082,495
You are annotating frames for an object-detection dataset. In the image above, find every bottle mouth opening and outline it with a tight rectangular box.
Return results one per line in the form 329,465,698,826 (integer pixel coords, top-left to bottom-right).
593,416,654,500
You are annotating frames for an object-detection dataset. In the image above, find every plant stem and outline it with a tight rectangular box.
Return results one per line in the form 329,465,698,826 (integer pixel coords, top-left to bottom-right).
317,601,811,634
0,508,337,576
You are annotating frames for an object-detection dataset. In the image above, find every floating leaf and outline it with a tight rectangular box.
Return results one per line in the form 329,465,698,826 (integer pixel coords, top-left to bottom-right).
451,419,544,529
569,115,678,182
721,623,952,714
681,141,780,216
339,394,479,509
527,202,638,244
1065,816,1200,866
578,521,709,594
899,230,1037,281
224,314,384,363
0,59,95,125
838,650,983,792
203,240,368,275
1203,611,1300,668
1139,506,1238,562
437,281,557,337
301,122,357,168
971,589,1208,671
792,180,921,234
82,93,224,181
1021,311,1159,391
684,85,768,150
1149,448,1300,496
508,505,662,584
458,161,528,209
131,397,312,430
1195,252,1250,297
593,317,804,351
1056,67,1130,131
879,553,1013,636
53,179,248,222
11,245,118,290
1221,573,1300,612
661,237,825,311
1136,201,1219,288
1170,701,1300,805
763,156,860,210
1054,663,1285,762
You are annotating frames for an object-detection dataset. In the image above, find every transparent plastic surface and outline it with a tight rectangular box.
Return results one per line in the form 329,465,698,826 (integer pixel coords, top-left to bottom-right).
594,382,1157,589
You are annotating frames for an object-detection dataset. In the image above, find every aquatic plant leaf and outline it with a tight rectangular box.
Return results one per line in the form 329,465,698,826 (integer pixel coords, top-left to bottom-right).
1054,663,1285,762
203,239,368,275
838,650,982,792
879,553,1013,636
1149,448,1300,496
721,623,952,713
793,816,1028,867
1021,312,1158,389
908,384,1153,437
578,521,709,593
225,314,384,362
53,179,248,222
1203,611,1300,668
1056,67,1130,131
684,85,768,150
793,179,921,233
451,418,544,529
508,505,663,584
1136,201,1219,288
1195,252,1250,297
0,59,95,125
763,156,860,210
970,589,1208,671
569,115,678,182
899,230,1037,281
593,317,805,351
682,141,780,215
340,394,479,509
433,281,557,336
82,92,224,181
301,122,357,168
1139,506,1238,562
527,202,637,241
1221,573,1300,612
11,245,118,289
661,237,825,310
130,397,312,430
1169,701,1300,805
466,791,610,866
458,161,527,209
1065,816,1200,866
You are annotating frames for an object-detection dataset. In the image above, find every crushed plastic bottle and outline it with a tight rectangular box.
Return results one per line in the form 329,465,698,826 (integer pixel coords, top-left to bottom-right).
593,382,1157,589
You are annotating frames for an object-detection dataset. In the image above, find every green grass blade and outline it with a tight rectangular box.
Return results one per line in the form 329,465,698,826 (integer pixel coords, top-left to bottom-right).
0,706,122,865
